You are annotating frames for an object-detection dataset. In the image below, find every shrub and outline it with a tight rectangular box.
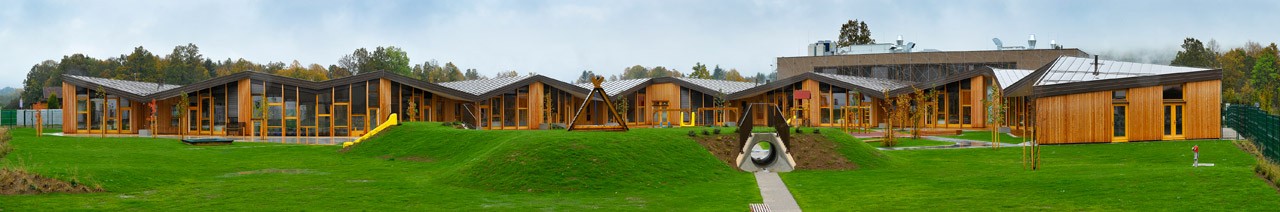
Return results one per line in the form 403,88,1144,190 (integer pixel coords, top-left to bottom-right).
701,129,710,136
687,131,696,137
442,122,454,126
713,128,721,134
795,127,803,134
813,129,821,134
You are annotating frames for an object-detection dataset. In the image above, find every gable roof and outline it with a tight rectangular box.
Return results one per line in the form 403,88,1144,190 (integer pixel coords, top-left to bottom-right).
1006,56,1220,98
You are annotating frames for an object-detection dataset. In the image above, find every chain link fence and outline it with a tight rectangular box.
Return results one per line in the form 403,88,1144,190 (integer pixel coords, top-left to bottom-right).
1225,104,1280,161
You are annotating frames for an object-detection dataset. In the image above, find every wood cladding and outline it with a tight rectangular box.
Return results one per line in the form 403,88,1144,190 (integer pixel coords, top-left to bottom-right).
1036,80,1221,144
1126,86,1163,141
1036,90,1112,144
1184,80,1221,139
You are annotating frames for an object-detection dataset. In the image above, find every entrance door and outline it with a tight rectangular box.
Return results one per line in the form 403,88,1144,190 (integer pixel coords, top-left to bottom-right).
1112,104,1128,142
1163,104,1184,139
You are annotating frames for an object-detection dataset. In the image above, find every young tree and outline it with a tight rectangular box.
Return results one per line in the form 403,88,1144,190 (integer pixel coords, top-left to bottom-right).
97,85,106,138
176,93,189,140
836,19,875,48
983,85,1006,149
406,101,417,122
614,96,629,124
877,89,898,147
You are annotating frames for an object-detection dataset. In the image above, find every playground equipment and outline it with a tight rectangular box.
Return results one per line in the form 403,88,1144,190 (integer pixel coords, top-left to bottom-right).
734,103,796,172
567,76,629,131
679,111,697,127
342,113,399,148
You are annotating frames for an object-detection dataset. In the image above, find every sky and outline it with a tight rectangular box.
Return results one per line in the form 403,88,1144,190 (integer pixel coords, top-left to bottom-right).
0,0,1277,88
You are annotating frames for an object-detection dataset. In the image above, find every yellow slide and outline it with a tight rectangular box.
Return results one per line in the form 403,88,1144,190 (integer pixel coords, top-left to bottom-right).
342,113,399,148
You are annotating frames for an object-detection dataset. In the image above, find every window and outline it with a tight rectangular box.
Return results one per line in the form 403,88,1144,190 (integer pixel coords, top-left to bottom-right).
1113,90,1127,100
1163,85,1183,99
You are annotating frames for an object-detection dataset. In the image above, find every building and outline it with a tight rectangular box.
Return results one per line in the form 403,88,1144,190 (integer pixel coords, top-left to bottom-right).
60,50,1221,145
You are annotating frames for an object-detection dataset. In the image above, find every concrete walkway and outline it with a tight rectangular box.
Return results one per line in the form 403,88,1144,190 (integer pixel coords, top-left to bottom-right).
754,171,801,212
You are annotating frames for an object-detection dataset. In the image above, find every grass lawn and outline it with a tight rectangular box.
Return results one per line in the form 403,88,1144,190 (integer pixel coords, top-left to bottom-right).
781,140,1280,211
0,123,759,210
944,130,1024,144
866,138,954,148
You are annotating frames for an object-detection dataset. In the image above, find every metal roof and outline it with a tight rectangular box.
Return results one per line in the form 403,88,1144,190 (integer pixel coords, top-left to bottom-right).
672,77,759,94
64,75,180,96
813,72,915,92
575,78,650,96
1035,56,1211,86
438,75,536,96
990,68,1034,90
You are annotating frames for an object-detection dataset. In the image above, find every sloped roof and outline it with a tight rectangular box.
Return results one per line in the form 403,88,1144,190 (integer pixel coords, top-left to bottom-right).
814,72,915,92
990,68,1034,90
1005,56,1221,97
439,75,535,96
1036,56,1211,86
728,72,916,100
672,77,759,94
575,78,650,96
62,75,180,101
439,75,590,100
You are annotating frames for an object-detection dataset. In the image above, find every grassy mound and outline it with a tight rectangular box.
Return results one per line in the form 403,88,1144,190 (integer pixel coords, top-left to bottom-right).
813,128,893,169
347,122,745,193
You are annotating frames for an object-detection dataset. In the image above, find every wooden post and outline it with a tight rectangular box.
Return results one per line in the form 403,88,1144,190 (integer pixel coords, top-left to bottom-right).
33,102,46,137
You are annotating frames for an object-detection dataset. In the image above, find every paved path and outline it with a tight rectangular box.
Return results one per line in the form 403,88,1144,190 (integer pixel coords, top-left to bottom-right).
754,171,801,212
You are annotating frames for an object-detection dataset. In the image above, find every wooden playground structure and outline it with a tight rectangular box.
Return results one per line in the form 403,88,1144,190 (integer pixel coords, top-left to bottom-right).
567,76,629,132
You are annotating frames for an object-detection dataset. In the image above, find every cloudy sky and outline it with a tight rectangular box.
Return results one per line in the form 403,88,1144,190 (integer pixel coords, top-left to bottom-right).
0,0,1276,88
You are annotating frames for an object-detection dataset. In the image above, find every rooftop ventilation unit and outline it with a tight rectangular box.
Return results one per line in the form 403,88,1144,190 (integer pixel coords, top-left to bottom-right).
993,38,1026,50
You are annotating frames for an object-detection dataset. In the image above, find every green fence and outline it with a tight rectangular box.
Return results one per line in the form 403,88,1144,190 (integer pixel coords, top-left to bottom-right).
1225,104,1280,161
0,110,14,126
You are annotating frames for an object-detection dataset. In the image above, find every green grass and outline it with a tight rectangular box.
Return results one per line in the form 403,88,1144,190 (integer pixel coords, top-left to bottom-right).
781,140,1280,211
1,123,759,210
943,130,1025,144
866,137,955,148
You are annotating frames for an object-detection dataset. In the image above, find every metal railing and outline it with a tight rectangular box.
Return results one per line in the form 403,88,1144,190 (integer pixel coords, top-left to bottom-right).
1225,104,1280,161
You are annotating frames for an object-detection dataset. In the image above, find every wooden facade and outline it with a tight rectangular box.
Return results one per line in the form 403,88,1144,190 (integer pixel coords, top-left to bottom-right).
1033,80,1221,144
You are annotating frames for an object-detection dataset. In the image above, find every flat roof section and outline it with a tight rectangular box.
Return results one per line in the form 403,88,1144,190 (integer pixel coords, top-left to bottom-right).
777,48,1089,79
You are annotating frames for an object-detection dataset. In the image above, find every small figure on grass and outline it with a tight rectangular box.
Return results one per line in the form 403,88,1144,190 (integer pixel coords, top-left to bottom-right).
1193,145,1199,166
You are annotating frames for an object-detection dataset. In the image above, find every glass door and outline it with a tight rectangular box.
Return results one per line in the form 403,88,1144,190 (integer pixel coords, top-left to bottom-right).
334,103,348,136
1163,104,1184,140
1112,104,1128,142
201,96,213,135
106,98,119,134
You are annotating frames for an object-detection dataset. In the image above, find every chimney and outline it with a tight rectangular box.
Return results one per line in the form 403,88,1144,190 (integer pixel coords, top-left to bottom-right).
1092,55,1101,76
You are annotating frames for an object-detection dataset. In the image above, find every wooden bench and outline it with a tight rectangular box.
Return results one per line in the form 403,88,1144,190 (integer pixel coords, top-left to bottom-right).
226,122,245,136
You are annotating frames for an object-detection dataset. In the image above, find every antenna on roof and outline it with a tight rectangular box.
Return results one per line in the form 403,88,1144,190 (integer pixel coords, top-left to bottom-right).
992,38,1004,49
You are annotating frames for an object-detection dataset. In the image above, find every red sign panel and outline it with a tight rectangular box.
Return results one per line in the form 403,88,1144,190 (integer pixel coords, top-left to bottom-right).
794,90,811,99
